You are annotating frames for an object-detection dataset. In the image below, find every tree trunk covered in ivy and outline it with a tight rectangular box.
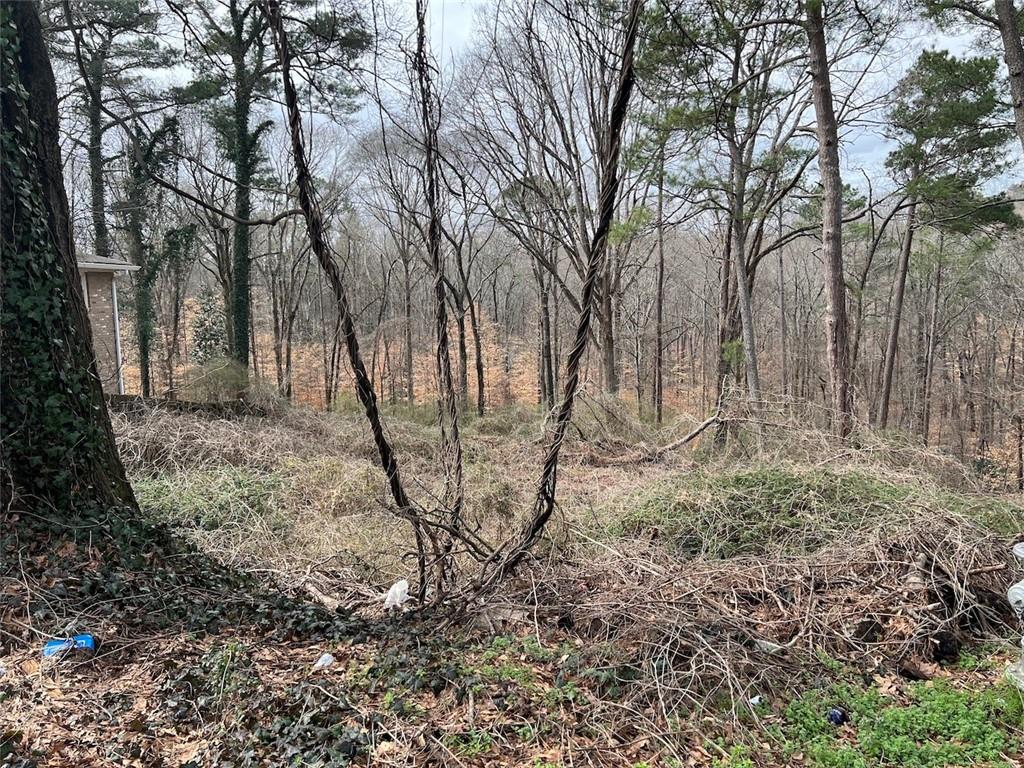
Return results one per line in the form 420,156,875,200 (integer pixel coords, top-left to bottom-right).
0,1,135,511
229,6,255,370
87,48,111,261
126,135,154,397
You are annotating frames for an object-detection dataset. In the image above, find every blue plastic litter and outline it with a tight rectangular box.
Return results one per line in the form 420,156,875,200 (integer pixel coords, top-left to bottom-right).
827,706,849,726
42,633,96,658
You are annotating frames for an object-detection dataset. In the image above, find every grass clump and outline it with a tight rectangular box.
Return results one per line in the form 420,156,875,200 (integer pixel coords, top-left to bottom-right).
135,466,285,533
280,456,383,518
470,403,542,437
443,729,494,757
613,467,1019,558
938,493,1024,536
132,455,413,576
464,459,521,532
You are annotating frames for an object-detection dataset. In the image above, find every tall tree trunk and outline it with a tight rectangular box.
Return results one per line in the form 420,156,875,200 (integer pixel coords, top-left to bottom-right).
653,144,666,425
271,280,284,392
713,225,734,446
166,272,184,398
921,260,942,445
1013,327,1023,492
552,272,561,393
126,164,152,397
539,274,555,409
806,0,852,438
456,307,469,409
87,51,110,261
878,195,917,428
633,292,643,415
135,278,154,397
600,264,618,394
1,1,135,510
403,258,414,402
284,316,294,400
731,228,761,402
249,309,259,380
995,0,1024,152
230,15,253,370
317,268,332,408
777,247,789,400
468,297,485,416
728,155,761,403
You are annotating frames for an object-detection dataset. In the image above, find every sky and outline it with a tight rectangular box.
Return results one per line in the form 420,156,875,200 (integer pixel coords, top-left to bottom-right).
79,0,1023,202
414,0,1022,191
421,0,478,60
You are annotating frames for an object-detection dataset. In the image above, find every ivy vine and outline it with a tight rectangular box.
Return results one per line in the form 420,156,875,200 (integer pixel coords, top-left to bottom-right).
1,7,119,512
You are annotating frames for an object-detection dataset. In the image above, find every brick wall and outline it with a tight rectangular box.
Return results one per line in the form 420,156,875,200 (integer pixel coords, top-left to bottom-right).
82,271,121,394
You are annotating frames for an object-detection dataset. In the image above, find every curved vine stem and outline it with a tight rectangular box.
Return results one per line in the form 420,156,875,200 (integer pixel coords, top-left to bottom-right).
472,0,646,595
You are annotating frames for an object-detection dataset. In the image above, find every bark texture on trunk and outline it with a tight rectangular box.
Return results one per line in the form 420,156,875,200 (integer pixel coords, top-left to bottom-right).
600,265,618,393
878,195,917,429
806,0,853,437
87,51,110,261
229,5,254,369
653,146,666,425
995,0,1024,152
403,258,415,402
1,1,135,510
921,260,942,445
468,298,485,416
456,309,469,408
539,274,556,409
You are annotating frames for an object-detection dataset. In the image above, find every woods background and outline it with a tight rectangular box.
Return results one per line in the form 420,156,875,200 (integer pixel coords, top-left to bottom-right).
44,0,1024,485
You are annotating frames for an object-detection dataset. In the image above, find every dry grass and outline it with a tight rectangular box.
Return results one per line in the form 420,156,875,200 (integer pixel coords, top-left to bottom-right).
115,401,1022,667
113,405,442,475
5,399,1022,766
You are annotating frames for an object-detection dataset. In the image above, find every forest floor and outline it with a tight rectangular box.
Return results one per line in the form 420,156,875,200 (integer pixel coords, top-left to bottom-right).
2,398,1023,767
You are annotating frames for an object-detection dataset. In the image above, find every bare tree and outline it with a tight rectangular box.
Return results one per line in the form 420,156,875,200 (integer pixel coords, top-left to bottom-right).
476,0,645,590
805,0,852,437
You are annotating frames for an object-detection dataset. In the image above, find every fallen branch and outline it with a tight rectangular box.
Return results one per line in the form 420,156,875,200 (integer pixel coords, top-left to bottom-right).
582,411,721,467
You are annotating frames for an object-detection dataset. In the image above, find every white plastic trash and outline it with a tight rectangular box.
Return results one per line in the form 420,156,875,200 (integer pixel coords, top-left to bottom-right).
1007,657,1024,692
1007,541,1024,692
1013,542,1024,566
384,579,410,610
312,652,335,671
1008,580,1024,619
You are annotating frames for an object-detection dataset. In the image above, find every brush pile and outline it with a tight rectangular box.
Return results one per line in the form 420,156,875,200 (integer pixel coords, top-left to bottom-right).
503,509,1020,717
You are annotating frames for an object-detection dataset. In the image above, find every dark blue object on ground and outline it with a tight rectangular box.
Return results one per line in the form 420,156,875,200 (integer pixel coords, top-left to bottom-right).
42,634,96,658
827,706,849,726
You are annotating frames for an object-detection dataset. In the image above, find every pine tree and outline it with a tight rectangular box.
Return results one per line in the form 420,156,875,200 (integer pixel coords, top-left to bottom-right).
877,51,1017,428
174,0,370,370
